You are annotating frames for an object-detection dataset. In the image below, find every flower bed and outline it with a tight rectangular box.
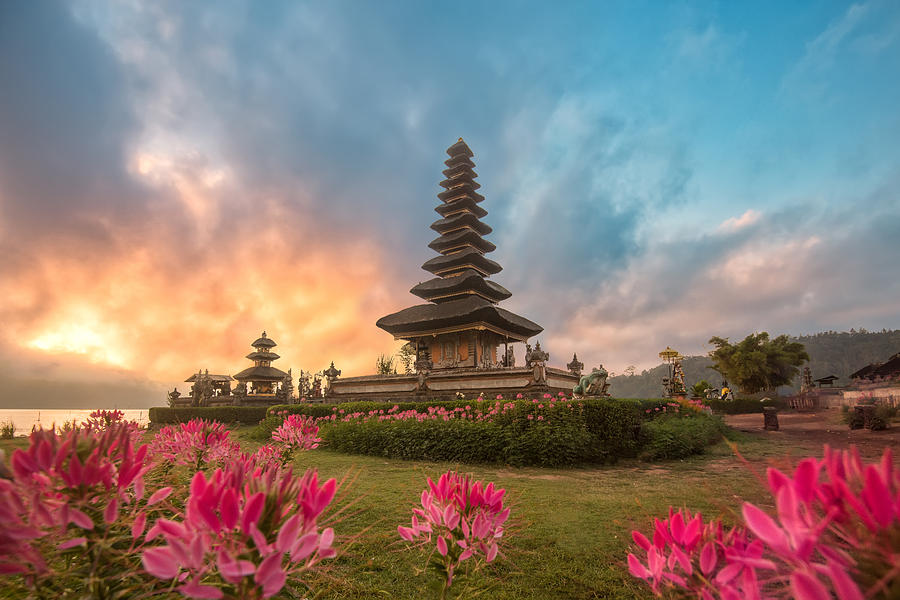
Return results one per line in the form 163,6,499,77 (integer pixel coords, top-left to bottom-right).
259,396,721,466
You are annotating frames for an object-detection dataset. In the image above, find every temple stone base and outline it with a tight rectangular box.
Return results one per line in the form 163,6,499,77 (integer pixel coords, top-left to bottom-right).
326,367,579,403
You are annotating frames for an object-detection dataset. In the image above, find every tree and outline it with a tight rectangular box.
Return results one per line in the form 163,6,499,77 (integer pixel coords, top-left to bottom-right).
624,365,637,377
396,342,416,375
691,380,712,398
708,332,809,394
375,353,396,375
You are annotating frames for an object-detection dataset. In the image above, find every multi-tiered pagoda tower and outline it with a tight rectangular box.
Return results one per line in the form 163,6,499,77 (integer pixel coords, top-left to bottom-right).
326,139,580,402
377,139,542,370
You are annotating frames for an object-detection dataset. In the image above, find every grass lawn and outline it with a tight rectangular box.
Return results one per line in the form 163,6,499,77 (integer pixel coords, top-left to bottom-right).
226,427,784,599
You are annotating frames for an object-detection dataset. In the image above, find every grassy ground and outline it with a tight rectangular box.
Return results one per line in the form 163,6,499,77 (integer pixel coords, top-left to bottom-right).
2,410,896,599
228,427,781,600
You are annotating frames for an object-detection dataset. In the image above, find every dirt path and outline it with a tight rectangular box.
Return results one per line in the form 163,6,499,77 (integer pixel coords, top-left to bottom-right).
724,409,900,462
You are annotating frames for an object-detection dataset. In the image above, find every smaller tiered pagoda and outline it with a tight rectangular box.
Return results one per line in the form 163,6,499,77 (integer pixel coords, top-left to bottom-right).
234,332,290,395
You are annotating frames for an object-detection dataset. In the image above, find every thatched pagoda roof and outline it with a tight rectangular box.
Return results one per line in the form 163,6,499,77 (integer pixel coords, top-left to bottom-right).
246,351,281,361
251,332,277,348
430,213,492,236
428,229,496,254
435,197,488,218
421,247,502,277
185,373,234,383
410,270,511,303
376,296,542,341
233,365,290,382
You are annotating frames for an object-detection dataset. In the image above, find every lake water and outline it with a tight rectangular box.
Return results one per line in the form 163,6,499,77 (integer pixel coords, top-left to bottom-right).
0,409,150,436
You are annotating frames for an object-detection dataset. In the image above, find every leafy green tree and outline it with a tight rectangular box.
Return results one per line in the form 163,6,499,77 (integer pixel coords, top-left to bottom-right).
691,380,712,398
375,353,396,375
708,333,809,394
396,342,416,374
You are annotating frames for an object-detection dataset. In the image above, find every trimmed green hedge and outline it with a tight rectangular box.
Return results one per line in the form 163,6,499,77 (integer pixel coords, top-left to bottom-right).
148,406,270,425
707,397,788,414
322,415,603,467
258,398,720,466
639,415,727,460
324,419,510,464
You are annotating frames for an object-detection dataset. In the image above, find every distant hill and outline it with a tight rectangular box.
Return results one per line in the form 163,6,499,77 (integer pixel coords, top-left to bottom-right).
607,328,900,398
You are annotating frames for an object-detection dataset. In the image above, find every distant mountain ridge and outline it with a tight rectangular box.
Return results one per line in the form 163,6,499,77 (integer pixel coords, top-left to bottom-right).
607,328,900,398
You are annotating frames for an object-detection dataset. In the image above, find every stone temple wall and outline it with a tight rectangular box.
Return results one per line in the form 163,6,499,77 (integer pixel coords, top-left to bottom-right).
326,367,579,404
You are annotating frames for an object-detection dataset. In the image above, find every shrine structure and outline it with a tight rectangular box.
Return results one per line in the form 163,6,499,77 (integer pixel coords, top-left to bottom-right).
168,331,295,407
327,139,580,401
233,332,291,396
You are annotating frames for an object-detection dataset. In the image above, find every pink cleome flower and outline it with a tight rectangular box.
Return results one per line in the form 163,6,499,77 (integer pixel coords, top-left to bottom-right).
142,461,338,599
271,414,321,453
628,444,900,599
398,470,510,588
1,423,151,577
149,418,240,468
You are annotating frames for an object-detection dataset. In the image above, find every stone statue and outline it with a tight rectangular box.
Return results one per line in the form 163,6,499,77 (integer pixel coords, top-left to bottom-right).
323,362,341,397
298,371,311,397
167,388,181,408
504,346,516,368
573,366,610,397
525,341,549,366
281,369,295,403
233,381,247,406
311,376,322,398
414,347,433,373
567,353,584,377
191,371,215,407
525,341,549,384
416,369,429,392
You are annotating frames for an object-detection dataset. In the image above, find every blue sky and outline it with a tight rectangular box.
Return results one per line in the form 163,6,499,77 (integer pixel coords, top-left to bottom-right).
0,1,898,405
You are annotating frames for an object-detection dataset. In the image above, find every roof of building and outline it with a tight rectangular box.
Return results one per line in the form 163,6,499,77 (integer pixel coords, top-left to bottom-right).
251,331,277,348
184,373,234,383
814,375,840,383
850,363,879,380
246,351,281,361
851,352,900,380
421,247,502,277
410,270,511,303
376,295,542,341
442,162,477,180
435,197,488,219
428,229,496,254
430,212,492,236
445,138,474,158
233,365,290,382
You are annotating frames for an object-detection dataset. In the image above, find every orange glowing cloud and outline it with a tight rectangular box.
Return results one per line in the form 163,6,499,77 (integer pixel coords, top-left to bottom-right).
0,149,408,404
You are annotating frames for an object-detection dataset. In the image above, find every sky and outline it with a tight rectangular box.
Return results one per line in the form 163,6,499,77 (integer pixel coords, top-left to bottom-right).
0,1,898,407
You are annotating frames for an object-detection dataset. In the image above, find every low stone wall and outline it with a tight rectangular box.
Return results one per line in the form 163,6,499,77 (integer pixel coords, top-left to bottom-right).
842,385,900,408
327,366,580,403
